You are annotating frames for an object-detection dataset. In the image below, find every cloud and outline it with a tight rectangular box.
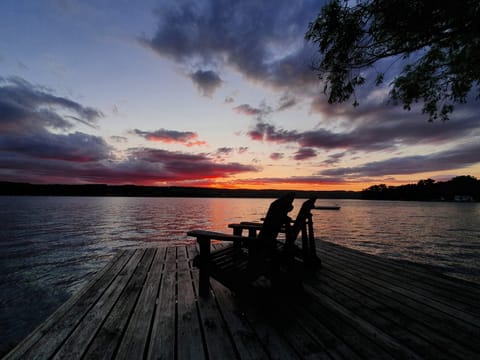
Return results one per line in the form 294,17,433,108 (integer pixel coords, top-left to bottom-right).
248,121,300,143
231,90,297,125
0,76,111,168
0,131,112,162
302,115,480,151
0,145,258,185
189,69,223,96
0,76,103,133
233,94,297,120
0,77,259,185
277,93,297,111
234,104,262,116
142,0,319,91
231,92,298,130
234,102,275,121
319,142,480,177
133,128,207,147
270,152,284,160
125,148,257,181
293,147,316,160
141,0,480,129
110,135,128,143
248,114,480,152
216,147,234,155
322,152,346,166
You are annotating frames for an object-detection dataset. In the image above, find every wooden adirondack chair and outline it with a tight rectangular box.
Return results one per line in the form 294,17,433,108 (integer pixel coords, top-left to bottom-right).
229,198,322,269
187,193,295,297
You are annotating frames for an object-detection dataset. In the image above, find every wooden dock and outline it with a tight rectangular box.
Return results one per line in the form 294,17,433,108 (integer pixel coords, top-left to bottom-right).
4,241,480,360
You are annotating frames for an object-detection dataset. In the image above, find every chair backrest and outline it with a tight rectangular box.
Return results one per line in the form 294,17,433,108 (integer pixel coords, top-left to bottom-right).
290,197,316,240
281,198,317,260
257,192,295,244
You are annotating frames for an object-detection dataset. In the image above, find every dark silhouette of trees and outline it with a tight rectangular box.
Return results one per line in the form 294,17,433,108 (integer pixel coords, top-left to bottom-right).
0,182,359,199
305,0,480,121
362,176,480,201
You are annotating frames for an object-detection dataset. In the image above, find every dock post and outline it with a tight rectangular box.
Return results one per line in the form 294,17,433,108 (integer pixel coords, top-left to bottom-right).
197,237,211,297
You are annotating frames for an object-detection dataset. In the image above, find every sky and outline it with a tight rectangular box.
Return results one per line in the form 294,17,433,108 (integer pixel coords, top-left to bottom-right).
1,0,479,191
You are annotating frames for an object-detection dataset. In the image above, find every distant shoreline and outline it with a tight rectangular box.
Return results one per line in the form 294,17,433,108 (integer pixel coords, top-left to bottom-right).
0,181,360,199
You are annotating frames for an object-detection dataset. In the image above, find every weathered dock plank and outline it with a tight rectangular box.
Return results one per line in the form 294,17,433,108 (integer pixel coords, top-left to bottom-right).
316,241,480,358
146,247,176,360
82,248,157,360
321,241,480,309
208,279,273,360
4,241,480,360
176,246,206,360
115,247,166,360
319,242,480,347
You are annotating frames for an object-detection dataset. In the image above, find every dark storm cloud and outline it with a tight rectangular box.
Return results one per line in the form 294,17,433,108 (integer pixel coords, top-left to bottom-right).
189,69,223,96
142,0,320,89
319,142,480,177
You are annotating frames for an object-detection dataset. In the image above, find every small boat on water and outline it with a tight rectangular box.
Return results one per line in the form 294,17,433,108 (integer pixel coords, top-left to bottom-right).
314,205,341,210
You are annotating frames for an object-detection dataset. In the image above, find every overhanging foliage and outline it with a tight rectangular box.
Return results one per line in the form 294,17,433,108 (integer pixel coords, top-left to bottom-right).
306,0,480,120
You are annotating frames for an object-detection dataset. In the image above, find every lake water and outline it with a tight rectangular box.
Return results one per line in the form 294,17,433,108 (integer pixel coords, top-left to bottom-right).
1,196,479,355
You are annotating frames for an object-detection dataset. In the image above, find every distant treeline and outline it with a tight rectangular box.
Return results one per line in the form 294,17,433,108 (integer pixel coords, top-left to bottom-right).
0,181,360,199
361,176,480,201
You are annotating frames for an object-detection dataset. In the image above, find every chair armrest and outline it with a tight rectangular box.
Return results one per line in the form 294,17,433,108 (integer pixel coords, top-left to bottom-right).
228,222,262,229
187,230,255,242
261,217,295,224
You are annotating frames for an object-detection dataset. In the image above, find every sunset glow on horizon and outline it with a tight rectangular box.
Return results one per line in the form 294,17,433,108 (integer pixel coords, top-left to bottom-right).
1,1,479,192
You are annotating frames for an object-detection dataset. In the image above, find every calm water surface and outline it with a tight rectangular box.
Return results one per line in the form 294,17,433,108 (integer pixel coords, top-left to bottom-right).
1,196,479,354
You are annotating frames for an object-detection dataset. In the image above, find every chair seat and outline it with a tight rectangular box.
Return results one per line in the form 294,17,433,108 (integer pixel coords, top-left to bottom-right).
202,241,312,294
205,245,256,292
